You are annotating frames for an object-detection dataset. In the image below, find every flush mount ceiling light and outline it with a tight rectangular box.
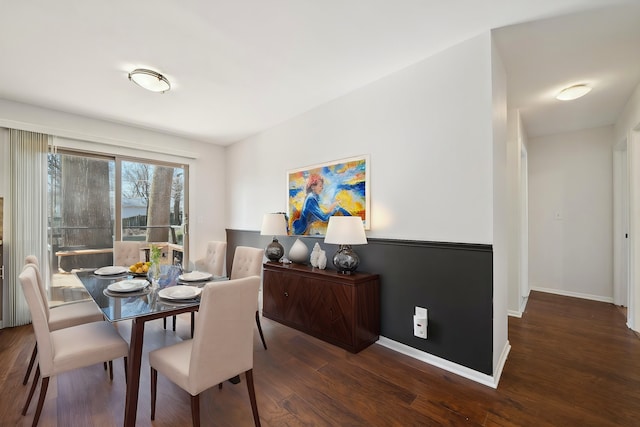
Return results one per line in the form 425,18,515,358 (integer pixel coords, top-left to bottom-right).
555,84,591,101
128,68,170,93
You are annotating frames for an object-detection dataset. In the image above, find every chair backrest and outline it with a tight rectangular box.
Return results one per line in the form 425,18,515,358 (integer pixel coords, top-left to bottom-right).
230,246,264,280
25,255,50,322
194,241,227,276
19,264,55,376
113,241,142,266
189,276,260,394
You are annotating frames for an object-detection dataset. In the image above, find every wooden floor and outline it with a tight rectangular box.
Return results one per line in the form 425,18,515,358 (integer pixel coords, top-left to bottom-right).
1,291,640,426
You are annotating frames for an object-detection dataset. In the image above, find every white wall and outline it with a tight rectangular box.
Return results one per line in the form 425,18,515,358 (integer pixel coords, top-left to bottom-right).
615,81,640,331
491,39,509,377
506,110,529,315
528,126,614,301
0,99,227,263
226,32,508,379
226,33,495,244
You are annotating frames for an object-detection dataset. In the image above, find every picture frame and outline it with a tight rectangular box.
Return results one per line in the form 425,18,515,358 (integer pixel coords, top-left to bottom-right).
287,155,370,236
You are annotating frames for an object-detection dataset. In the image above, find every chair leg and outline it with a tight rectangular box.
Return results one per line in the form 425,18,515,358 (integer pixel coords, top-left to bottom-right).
23,365,40,415
245,370,261,427
108,360,114,381
123,357,128,383
23,343,38,385
104,361,108,371
190,312,195,338
163,317,167,330
32,376,49,427
173,315,177,331
255,311,267,350
190,394,200,427
150,367,157,420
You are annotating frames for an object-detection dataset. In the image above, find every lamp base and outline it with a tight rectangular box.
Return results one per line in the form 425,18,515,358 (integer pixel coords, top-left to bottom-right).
265,238,285,262
332,245,360,274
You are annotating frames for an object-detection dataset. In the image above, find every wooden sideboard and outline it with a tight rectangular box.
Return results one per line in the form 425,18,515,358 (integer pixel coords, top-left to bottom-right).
262,262,380,353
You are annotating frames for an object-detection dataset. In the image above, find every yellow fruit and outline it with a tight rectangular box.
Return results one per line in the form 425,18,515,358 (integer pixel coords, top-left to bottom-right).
129,265,136,272
142,264,149,273
136,268,143,274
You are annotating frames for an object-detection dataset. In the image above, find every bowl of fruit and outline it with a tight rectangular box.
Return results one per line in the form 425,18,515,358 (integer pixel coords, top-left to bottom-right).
129,261,152,276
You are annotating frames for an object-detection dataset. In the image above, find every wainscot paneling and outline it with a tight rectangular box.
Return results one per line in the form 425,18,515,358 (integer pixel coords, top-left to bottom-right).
226,229,493,375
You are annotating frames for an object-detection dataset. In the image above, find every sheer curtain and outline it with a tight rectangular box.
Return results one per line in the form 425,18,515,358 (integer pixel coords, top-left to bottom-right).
5,130,49,327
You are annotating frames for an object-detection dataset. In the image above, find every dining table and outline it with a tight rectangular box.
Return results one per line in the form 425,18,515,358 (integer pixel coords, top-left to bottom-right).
75,266,224,427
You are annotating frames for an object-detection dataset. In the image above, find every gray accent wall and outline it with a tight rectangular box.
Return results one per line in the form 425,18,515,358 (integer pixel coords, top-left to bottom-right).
227,229,493,375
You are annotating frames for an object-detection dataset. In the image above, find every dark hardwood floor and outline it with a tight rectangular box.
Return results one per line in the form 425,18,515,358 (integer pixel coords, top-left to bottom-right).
1,291,639,426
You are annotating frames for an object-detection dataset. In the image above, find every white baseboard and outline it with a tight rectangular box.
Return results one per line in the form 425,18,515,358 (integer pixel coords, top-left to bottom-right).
530,286,613,303
376,337,510,389
508,296,529,318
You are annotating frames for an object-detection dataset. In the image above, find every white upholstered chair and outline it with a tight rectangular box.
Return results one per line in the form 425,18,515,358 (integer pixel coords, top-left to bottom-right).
113,240,142,266
166,241,227,333
230,246,267,350
194,241,227,276
22,256,106,385
150,276,262,427
19,264,129,427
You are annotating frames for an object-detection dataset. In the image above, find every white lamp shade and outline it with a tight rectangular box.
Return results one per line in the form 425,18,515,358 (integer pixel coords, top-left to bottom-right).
260,213,287,236
324,216,367,245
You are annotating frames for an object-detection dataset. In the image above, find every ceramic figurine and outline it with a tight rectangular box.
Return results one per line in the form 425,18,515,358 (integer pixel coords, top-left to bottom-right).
317,249,327,270
310,242,321,267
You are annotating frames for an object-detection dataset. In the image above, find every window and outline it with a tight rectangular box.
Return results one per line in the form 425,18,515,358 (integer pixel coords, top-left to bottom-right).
48,149,188,271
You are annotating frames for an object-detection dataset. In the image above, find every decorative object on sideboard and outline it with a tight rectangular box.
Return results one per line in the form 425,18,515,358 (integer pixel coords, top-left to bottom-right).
317,250,327,270
324,216,368,274
288,238,309,264
260,213,288,262
310,242,321,267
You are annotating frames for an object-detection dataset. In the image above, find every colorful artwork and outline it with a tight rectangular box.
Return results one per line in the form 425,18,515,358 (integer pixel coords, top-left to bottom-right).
288,155,369,236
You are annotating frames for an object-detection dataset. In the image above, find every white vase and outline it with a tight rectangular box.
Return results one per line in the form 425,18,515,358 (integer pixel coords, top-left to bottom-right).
288,238,309,264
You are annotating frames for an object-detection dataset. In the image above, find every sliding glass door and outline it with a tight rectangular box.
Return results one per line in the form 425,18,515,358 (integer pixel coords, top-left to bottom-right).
48,149,188,271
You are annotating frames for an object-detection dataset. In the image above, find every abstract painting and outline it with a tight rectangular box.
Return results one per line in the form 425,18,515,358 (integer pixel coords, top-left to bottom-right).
288,155,369,236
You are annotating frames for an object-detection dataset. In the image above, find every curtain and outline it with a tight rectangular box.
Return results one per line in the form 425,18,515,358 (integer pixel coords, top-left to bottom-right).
5,130,49,327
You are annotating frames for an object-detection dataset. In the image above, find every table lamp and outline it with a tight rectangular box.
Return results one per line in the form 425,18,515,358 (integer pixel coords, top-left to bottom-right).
261,213,288,262
324,216,368,274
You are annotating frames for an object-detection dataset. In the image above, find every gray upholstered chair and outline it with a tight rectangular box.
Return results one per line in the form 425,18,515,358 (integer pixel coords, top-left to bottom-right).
150,277,262,427
22,256,106,385
194,241,227,276
230,246,267,349
113,240,142,266
19,264,129,427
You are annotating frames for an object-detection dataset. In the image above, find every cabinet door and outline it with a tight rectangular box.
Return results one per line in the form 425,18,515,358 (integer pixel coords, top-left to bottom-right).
306,278,353,346
263,269,309,327
263,270,286,320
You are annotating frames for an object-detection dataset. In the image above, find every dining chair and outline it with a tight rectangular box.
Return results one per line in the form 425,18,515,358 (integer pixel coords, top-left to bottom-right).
194,241,227,276
230,246,267,350
149,276,262,427
165,241,227,333
19,264,129,427
113,240,142,266
22,256,106,385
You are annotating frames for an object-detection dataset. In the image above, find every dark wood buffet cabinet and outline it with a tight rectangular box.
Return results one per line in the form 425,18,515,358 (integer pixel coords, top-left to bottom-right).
262,262,380,353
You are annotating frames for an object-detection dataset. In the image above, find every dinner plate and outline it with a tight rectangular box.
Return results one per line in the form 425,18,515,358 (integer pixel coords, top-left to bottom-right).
95,266,129,276
178,271,212,282
107,279,149,293
158,286,202,300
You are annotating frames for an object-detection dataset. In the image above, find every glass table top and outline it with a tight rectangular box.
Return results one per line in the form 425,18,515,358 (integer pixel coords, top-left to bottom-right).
75,266,223,322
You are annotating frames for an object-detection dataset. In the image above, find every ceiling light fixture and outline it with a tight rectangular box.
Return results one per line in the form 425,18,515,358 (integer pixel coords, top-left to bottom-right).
128,68,171,93
555,84,591,101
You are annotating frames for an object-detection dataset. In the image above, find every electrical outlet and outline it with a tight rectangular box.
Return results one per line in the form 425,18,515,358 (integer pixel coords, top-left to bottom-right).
413,306,428,339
